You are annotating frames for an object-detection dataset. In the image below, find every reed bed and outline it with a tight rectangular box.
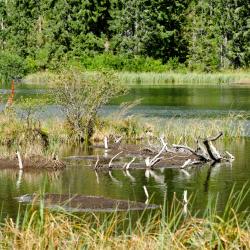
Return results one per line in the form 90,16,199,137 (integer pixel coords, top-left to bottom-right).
0,185,249,249
119,71,250,85
23,71,250,86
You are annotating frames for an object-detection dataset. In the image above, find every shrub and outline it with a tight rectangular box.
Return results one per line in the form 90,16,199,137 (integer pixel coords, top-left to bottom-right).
0,51,26,83
50,69,127,143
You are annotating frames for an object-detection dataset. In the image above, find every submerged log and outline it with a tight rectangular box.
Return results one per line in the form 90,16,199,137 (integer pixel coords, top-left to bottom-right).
16,193,159,212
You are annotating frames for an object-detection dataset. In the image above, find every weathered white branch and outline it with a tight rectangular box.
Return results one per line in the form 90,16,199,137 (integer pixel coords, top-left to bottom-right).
203,140,222,161
143,185,149,204
180,159,192,169
16,151,23,170
123,157,136,170
206,132,223,142
108,151,123,169
94,154,100,170
225,151,235,161
173,144,209,161
104,136,108,149
145,144,166,168
114,136,123,144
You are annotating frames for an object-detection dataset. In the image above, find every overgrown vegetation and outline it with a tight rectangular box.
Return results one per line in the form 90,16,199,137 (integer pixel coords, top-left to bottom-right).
0,186,249,249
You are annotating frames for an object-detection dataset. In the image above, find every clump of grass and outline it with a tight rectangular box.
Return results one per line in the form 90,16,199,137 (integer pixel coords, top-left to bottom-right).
1,186,249,249
0,108,50,157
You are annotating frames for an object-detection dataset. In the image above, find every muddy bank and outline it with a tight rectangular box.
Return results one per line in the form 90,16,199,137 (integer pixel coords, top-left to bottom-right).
16,193,158,212
0,155,65,171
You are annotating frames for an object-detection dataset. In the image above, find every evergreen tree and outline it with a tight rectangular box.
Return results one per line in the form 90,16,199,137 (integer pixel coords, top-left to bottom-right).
109,0,189,62
186,0,249,71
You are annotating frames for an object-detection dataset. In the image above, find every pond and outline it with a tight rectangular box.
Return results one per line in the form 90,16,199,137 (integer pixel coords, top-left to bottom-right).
0,84,250,218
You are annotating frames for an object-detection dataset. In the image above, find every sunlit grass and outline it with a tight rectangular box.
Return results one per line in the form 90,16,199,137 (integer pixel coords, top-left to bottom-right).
23,70,250,86
119,71,250,85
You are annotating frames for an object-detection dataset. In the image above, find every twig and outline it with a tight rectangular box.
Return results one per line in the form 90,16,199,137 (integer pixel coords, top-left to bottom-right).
123,157,136,170
145,144,166,168
108,151,123,169
104,136,108,149
180,159,192,169
143,185,149,204
16,151,23,170
94,154,100,170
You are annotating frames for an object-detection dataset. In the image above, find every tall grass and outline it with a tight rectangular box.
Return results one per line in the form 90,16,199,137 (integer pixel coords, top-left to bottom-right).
0,185,249,249
23,70,250,86
119,71,250,85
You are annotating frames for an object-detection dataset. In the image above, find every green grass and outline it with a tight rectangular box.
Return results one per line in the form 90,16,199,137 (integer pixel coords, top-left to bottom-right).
0,185,249,249
23,70,250,86
119,71,250,85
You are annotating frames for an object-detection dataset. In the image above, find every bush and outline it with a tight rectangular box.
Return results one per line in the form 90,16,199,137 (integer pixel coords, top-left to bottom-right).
78,53,167,72
50,69,127,143
0,51,26,83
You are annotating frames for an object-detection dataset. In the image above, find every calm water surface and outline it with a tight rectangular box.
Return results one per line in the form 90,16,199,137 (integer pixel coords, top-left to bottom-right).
0,84,249,218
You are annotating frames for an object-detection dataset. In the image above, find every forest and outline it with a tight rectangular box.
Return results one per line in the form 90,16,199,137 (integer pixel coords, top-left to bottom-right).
0,0,249,79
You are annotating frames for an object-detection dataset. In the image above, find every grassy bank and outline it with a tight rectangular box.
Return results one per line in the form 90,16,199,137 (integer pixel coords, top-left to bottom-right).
23,70,250,86
1,186,249,249
0,110,247,158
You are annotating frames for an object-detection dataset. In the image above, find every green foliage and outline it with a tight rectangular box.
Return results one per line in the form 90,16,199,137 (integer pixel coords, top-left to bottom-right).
186,0,250,71
79,53,167,72
0,51,26,83
0,0,248,72
109,0,188,62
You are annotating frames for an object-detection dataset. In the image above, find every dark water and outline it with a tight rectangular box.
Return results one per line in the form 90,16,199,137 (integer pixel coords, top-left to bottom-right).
0,84,250,218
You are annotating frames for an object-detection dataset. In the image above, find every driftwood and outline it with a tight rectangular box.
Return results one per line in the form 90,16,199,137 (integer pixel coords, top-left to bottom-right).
66,132,234,171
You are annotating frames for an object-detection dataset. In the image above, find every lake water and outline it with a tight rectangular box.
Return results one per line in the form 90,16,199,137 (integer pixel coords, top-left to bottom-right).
0,84,249,218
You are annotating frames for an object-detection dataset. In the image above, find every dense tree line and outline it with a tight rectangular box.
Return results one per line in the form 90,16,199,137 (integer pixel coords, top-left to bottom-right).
0,0,249,75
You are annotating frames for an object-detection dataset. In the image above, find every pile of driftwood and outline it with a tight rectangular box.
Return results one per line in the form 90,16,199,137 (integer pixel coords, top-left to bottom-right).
86,132,234,171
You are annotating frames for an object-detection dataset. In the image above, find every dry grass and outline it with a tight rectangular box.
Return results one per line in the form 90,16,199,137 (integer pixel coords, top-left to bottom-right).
0,186,249,249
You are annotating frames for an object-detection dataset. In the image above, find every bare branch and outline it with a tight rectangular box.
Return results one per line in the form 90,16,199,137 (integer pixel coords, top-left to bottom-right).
108,151,123,169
